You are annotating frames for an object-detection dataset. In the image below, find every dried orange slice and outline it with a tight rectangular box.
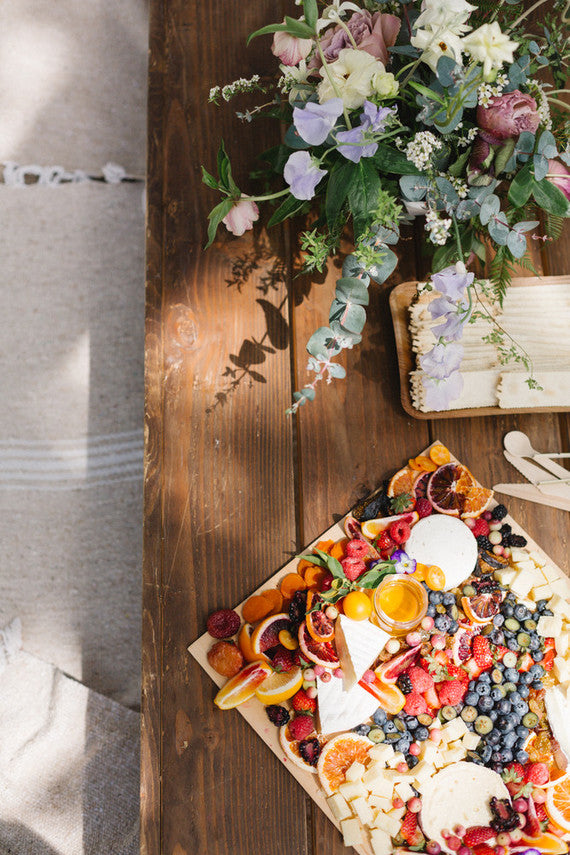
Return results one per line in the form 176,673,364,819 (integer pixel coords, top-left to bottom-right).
259,588,283,616
298,621,339,669
387,467,416,497
255,665,303,705
304,565,330,590
278,628,298,651
214,661,273,709
520,831,569,854
329,538,349,561
408,457,424,470
427,462,493,518
317,733,372,795
429,444,451,465
546,777,570,833
413,455,438,472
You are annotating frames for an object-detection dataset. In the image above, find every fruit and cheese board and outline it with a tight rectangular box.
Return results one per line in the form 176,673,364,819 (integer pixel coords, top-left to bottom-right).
189,443,570,855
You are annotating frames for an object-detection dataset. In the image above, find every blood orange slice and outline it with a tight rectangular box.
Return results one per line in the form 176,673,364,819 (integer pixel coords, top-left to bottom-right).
298,621,339,669
413,471,431,499
317,732,372,795
387,467,416,498
306,609,335,643
214,661,273,709
427,463,493,518
251,613,292,662
461,591,503,624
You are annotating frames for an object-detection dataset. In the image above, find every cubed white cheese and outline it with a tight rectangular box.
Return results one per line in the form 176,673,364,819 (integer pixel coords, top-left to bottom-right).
509,571,535,599
556,632,570,657
414,761,436,784
432,751,447,769
537,615,563,637
373,810,401,837
345,761,366,783
542,564,561,583
550,577,570,599
494,567,517,586
510,547,529,563
366,776,394,800
462,731,481,751
352,795,375,826
529,550,547,567
339,780,367,802
421,741,438,765
441,717,468,743
366,795,392,813
394,781,415,802
389,805,406,821
387,751,405,768
441,745,466,764
341,817,363,847
369,827,393,855
549,595,570,621
531,583,553,602
327,793,353,822
553,657,570,684
515,559,536,573
368,743,394,764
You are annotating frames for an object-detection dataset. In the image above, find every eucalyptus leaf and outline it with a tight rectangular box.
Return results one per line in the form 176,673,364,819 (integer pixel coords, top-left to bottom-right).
367,247,397,283
335,277,370,306
400,174,429,202
335,301,367,334
488,212,510,244
479,194,500,225
515,131,535,163
512,220,539,233
284,124,309,150
370,224,400,245
436,56,462,88
507,229,526,258
342,253,366,278
533,153,548,182
455,199,479,220
306,326,342,359
537,130,557,159
327,362,346,379
508,160,533,207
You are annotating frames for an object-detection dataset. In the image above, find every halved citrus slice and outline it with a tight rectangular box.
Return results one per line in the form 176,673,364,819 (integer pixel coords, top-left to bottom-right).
461,591,503,624
429,444,451,465
427,463,493,518
238,623,267,663
317,732,372,795
306,609,335,643
546,777,570,833
279,723,323,774
359,675,406,714
251,613,292,662
387,467,416,497
214,661,273,709
255,665,303,705
298,621,339,669
520,831,569,853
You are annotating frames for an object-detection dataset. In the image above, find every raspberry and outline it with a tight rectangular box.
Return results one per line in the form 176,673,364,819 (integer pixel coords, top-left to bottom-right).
524,762,549,785
438,679,467,706
476,535,493,552
404,691,429,716
471,518,490,538
375,531,396,555
265,704,290,726
464,826,495,847
397,674,413,694
298,737,321,766
272,646,294,672
401,810,418,844
389,519,411,545
415,497,433,518
492,504,508,521
345,538,369,559
473,636,493,669
207,640,244,677
292,688,317,714
407,665,434,693
288,714,315,741
341,556,366,581
206,608,241,639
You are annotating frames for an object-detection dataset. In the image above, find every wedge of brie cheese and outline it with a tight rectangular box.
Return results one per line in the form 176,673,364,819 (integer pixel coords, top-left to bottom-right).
335,614,389,690
317,674,379,735
545,685,570,765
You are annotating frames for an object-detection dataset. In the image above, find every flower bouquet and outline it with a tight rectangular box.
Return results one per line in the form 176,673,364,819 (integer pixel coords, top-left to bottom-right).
203,0,570,412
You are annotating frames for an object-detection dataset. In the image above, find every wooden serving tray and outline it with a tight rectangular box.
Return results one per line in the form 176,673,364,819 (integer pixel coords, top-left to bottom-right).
390,275,570,420
188,442,570,855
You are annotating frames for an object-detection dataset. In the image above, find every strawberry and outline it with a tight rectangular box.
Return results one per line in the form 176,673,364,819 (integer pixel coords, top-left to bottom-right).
503,762,525,783
493,644,508,661
473,636,493,669
288,714,315,741
375,530,396,556
463,656,485,680
445,662,470,684
472,845,497,855
407,665,434,693
272,646,294,672
391,493,416,514
536,803,548,822
291,688,317,714
404,691,429,716
400,810,418,844
543,637,556,672
345,539,369,560
423,684,441,710
518,652,534,672
524,763,549,785
389,519,411,545
464,826,495,847
438,679,467,706
525,796,541,837
341,556,366,581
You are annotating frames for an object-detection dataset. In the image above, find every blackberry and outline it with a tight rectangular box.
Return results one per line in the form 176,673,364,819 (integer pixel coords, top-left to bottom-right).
492,504,508,521
473,577,500,594
489,797,519,832
476,535,493,551
500,523,512,535
298,737,321,766
502,533,527,548
288,590,308,628
265,705,290,727
397,674,413,694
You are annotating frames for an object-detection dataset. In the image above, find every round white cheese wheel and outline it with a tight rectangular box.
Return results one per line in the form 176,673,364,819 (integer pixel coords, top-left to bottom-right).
420,762,510,850
405,515,478,590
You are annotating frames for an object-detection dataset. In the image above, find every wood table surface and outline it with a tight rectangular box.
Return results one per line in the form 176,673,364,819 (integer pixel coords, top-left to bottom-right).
142,3,570,853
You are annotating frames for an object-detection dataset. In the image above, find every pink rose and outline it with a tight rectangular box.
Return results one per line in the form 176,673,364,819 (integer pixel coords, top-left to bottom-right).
547,159,570,201
315,11,401,66
271,30,312,66
477,89,540,142
222,198,259,236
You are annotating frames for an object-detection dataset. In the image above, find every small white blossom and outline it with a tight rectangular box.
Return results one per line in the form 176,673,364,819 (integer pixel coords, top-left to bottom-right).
425,208,452,245
445,174,469,198
537,87,553,130
477,71,508,107
278,60,310,92
405,131,443,171
457,126,478,148
414,0,476,33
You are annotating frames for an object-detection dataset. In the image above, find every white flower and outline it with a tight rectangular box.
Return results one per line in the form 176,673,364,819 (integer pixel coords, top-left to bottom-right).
411,25,464,71
414,0,475,34
317,48,385,109
316,0,361,32
372,70,399,98
405,130,443,170
462,22,518,79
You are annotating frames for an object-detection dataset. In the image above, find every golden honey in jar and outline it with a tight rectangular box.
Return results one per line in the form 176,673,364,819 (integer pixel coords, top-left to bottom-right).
373,574,428,635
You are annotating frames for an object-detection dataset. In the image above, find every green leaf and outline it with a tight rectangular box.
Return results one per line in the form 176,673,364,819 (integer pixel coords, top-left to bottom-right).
408,80,445,104
303,0,318,31
508,161,533,208
447,149,470,178
267,193,307,228
494,138,516,176
348,160,382,239
201,166,219,190
205,198,233,249
314,549,345,579
400,175,429,202
335,277,370,306
533,178,570,217
326,160,356,229
372,143,420,176
216,140,238,194
247,16,314,44
479,194,500,226
329,299,366,334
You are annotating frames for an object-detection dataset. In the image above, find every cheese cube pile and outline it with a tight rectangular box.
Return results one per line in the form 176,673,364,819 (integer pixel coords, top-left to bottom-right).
328,719,479,853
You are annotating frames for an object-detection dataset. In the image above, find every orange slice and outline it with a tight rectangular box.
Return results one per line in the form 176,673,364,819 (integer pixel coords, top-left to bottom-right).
520,831,569,853
427,462,493,518
317,733,372,795
461,591,503,624
361,511,419,540
251,613,292,661
387,467,416,497
255,665,303,705
546,777,570,833
360,675,406,714
214,661,273,709
279,723,322,774
278,628,298,650
238,623,267,663
429,444,451,465
425,564,445,591
413,455,438,472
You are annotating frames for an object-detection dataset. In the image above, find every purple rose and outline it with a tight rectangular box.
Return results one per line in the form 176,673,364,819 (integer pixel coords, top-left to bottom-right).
222,198,259,236
293,98,344,145
477,90,540,142
283,151,326,200
315,11,401,66
547,159,570,202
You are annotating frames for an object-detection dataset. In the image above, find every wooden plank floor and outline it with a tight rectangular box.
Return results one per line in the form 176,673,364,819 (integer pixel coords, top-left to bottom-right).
142,2,570,852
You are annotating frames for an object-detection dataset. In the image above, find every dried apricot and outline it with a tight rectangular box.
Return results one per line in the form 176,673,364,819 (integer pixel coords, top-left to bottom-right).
207,640,244,677
280,573,307,599
304,565,329,590
242,594,272,625
329,538,348,561
259,588,283,616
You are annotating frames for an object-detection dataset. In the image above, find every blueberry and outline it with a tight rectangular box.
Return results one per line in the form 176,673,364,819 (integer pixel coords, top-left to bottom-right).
531,650,544,662
515,749,529,764
536,599,549,612
532,680,543,690
514,604,529,621
478,695,494,713
528,636,540,651
497,699,512,714
490,629,505,646
468,681,477,692
489,709,499,721
507,638,520,651
478,671,491,683
476,681,491,696
504,668,519,683
373,708,387,726
486,728,501,744
503,681,517,694
479,744,493,763
502,603,514,618
509,691,522,703
496,715,515,733
448,620,459,634
426,604,437,618
353,724,371,736
520,671,533,685
406,754,419,769
405,716,419,730
434,614,452,632
396,736,412,753
502,731,518,749
501,748,513,764
415,726,429,742
493,614,505,627
491,762,504,774
512,698,529,717
542,609,554,617
443,592,456,606
518,685,530,698
491,750,504,764
430,591,444,605
384,720,397,734
516,725,529,740
529,664,545,678
507,712,520,729
491,686,505,701
465,691,479,706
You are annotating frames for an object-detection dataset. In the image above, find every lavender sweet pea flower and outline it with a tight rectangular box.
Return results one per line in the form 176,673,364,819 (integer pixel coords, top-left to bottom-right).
429,296,471,340
392,549,417,575
283,150,326,200
431,264,474,300
293,98,344,145
336,101,395,162
419,341,464,379
422,370,464,411
362,100,395,132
